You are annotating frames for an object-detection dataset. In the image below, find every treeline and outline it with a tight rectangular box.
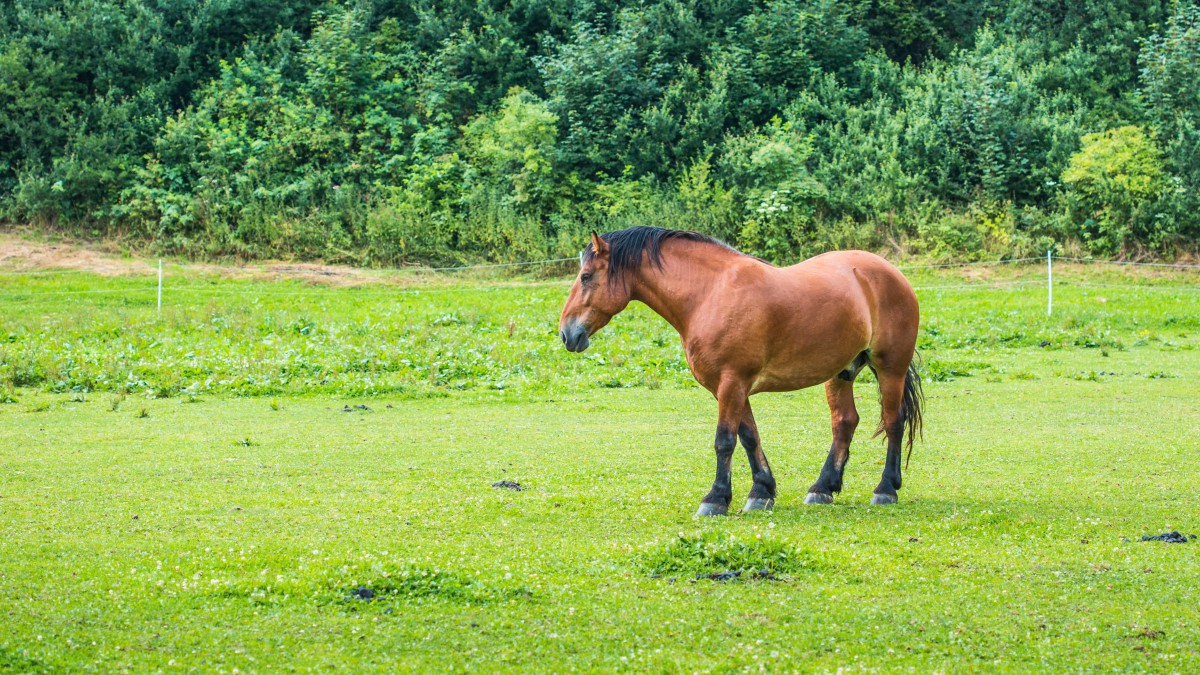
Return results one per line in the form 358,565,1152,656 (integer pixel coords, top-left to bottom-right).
2,1,1198,264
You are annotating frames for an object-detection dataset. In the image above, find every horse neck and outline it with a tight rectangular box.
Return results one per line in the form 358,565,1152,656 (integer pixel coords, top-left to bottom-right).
628,240,739,337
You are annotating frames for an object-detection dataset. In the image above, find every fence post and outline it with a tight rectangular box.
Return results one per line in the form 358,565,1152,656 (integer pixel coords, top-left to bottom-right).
1046,249,1052,317
157,259,163,314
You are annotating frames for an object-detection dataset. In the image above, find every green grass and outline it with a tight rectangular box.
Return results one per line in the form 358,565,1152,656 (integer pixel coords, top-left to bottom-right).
1,261,1199,671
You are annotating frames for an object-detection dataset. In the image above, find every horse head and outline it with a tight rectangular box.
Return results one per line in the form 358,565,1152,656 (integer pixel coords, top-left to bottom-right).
558,232,632,352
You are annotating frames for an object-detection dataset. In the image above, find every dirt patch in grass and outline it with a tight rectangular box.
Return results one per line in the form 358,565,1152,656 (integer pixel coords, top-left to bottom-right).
0,234,140,275
0,234,383,285
0,233,570,287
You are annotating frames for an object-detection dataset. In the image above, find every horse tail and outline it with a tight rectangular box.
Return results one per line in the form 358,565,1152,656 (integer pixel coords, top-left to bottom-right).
901,354,925,470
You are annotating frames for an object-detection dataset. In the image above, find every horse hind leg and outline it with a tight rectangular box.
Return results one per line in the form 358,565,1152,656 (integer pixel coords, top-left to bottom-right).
804,374,861,505
870,362,915,506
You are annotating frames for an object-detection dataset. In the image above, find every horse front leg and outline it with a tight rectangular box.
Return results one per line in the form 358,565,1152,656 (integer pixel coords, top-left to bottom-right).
695,380,749,517
739,406,776,512
805,377,860,505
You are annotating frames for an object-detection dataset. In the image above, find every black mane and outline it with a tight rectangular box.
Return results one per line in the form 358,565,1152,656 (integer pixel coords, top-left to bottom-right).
583,226,734,285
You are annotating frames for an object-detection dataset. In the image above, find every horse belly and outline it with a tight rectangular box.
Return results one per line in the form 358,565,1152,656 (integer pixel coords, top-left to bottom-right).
749,350,856,394
748,325,869,395
749,370,830,394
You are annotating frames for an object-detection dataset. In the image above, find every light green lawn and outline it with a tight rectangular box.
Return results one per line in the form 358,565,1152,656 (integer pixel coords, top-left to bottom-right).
1,262,1199,672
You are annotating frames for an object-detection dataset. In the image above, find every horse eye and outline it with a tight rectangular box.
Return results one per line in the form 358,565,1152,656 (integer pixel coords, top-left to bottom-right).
581,272,593,284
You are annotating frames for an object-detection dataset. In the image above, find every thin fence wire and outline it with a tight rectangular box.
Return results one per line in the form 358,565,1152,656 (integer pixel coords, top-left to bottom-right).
161,280,571,296
3,252,1198,280
0,279,572,300
1071,282,1200,293
897,256,1044,270
0,287,157,297
2,252,1199,303
0,254,577,279
423,257,575,271
912,280,1047,291
0,266,153,276
1054,257,1200,269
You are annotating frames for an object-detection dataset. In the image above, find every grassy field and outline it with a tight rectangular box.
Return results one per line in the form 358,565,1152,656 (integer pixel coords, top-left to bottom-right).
2,257,1199,672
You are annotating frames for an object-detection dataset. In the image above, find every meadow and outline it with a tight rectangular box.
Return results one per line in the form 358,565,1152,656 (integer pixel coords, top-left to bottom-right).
1,257,1199,672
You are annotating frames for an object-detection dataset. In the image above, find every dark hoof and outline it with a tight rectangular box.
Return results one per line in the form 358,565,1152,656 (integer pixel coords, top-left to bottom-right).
870,493,898,505
742,497,775,512
803,492,834,505
695,502,729,517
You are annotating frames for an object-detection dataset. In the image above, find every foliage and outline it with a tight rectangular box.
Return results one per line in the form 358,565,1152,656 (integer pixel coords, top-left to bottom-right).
638,531,815,576
462,88,560,210
1,0,1198,261
722,119,825,261
1061,125,1167,253
1138,2,1200,248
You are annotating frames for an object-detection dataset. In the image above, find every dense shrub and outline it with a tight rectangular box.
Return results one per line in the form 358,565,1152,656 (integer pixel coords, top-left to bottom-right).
1061,126,1167,254
1,0,1197,263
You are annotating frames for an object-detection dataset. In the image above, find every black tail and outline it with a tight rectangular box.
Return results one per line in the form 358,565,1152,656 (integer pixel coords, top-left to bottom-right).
901,355,925,470
871,354,926,469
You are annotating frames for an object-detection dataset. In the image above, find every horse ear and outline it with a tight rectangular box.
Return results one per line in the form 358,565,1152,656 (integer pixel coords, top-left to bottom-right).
590,231,609,259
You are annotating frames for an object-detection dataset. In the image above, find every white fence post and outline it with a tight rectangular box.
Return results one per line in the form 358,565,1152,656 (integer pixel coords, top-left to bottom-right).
1046,249,1053,317
157,259,163,314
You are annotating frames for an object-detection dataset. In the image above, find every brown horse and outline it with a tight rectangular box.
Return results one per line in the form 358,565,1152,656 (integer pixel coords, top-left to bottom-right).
558,226,924,515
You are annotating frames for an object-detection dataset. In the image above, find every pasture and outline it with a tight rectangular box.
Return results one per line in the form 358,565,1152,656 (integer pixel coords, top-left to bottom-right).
1,258,1199,672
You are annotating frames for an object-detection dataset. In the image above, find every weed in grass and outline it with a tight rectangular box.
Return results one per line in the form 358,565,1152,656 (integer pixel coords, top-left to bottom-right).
270,399,281,411
235,438,257,447
0,645,45,672
0,388,16,404
639,531,816,578
926,359,987,382
108,392,125,411
26,401,51,413
136,408,149,418
335,567,531,606
219,563,531,608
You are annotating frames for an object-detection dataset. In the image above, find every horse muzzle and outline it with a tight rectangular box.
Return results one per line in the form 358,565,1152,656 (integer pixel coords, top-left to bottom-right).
559,322,590,352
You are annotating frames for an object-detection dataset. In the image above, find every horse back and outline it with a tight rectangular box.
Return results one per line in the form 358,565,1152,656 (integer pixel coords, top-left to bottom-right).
711,251,916,392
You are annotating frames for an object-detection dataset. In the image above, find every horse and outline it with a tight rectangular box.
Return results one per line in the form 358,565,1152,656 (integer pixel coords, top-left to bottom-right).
557,226,924,516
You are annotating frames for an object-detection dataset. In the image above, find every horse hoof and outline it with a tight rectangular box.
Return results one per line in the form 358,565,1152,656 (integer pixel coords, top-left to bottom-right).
742,498,775,512
870,493,898,505
803,492,833,505
695,502,729,517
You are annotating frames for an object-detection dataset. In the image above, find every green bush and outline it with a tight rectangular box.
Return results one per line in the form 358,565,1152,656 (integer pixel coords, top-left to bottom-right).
1061,125,1167,254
